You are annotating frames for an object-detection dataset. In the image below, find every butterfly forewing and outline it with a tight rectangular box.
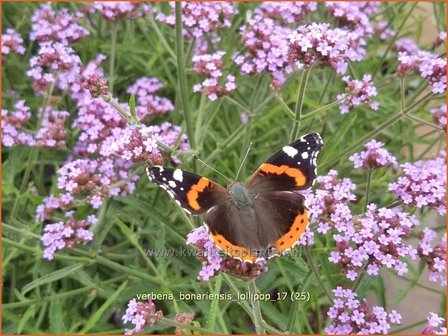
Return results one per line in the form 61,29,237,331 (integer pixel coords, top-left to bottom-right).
246,133,323,193
146,166,228,214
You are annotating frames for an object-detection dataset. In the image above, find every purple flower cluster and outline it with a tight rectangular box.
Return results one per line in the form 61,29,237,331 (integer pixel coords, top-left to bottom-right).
35,108,70,148
156,2,236,39
349,139,398,170
304,170,357,235
104,123,189,165
434,31,447,47
27,41,81,93
397,49,447,94
255,2,317,25
122,299,163,335
41,213,97,260
393,38,420,54
421,312,447,335
326,286,401,334
2,100,35,147
337,74,379,114
174,313,195,335
193,51,236,101
1,28,25,56
330,204,418,280
126,77,174,120
374,22,395,41
186,226,267,281
233,16,292,87
30,4,89,44
326,2,380,37
288,23,366,75
417,228,446,287
388,151,446,215
93,2,140,21
430,104,446,129
81,73,110,98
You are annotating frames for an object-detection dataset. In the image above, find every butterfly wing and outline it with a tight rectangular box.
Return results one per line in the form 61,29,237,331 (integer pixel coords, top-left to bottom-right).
205,191,308,262
146,166,228,214
246,133,323,193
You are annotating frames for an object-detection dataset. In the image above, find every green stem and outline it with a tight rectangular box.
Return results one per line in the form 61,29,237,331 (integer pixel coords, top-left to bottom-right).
102,94,131,121
405,114,444,131
248,280,266,335
175,2,196,166
400,78,405,112
364,168,373,213
289,68,311,142
301,99,342,120
351,264,368,292
109,22,118,93
304,246,334,304
320,90,434,171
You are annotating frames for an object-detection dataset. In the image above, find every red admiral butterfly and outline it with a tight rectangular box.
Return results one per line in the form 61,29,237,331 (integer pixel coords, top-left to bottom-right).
147,133,323,262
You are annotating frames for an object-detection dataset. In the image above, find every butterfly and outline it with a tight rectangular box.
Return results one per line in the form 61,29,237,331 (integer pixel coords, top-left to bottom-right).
146,133,323,262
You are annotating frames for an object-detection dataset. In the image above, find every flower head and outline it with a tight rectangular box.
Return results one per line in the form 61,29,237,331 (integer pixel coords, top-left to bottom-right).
122,299,163,335
288,23,366,75
417,228,446,287
81,73,110,98
388,151,446,215
2,28,25,56
255,2,317,25
326,287,401,334
94,2,140,21
338,74,379,114
430,104,446,129
349,139,398,170
421,312,447,335
30,4,89,43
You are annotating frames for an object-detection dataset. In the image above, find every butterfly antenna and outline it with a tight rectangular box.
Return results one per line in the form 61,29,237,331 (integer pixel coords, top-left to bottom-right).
193,155,231,182
235,141,253,181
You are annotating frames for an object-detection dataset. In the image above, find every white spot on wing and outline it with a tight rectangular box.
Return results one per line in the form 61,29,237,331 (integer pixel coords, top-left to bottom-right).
168,180,177,188
283,145,298,158
173,169,183,182
301,151,309,159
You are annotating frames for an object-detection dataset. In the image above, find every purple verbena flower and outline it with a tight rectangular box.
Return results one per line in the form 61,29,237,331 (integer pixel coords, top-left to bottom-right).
430,104,446,129
41,214,96,260
1,100,35,147
2,28,25,56
330,205,418,281
81,73,110,98
288,23,366,75
233,15,292,88
388,151,446,215
434,31,447,47
94,2,140,21
126,77,174,120
417,228,446,287
156,2,236,39
421,312,447,335
349,139,398,170
30,4,89,44
122,299,163,335
174,313,195,335
35,108,70,148
338,74,379,114
396,48,447,94
375,22,396,41
27,41,82,94
193,51,236,101
326,286,401,334
326,2,380,37
393,38,420,54
255,2,317,25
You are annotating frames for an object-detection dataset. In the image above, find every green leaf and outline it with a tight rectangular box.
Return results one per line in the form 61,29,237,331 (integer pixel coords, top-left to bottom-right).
49,292,65,333
16,304,35,334
205,275,222,330
22,264,84,295
80,280,128,333
129,93,139,125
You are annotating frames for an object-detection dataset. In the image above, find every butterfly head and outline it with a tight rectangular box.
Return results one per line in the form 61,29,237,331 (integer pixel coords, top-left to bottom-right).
228,182,253,209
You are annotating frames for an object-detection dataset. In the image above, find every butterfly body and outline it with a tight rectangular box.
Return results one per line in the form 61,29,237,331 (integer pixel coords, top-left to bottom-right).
146,133,323,262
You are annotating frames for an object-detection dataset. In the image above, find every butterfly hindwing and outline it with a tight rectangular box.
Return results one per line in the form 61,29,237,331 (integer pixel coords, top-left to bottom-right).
146,166,228,214
205,191,309,262
246,133,323,193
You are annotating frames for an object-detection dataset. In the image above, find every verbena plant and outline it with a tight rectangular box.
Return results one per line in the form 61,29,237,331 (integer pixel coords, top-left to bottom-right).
2,2,446,335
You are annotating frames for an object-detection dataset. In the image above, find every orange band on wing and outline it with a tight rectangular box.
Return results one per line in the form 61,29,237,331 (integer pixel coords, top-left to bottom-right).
274,209,309,254
259,163,306,187
186,177,210,210
209,232,258,262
